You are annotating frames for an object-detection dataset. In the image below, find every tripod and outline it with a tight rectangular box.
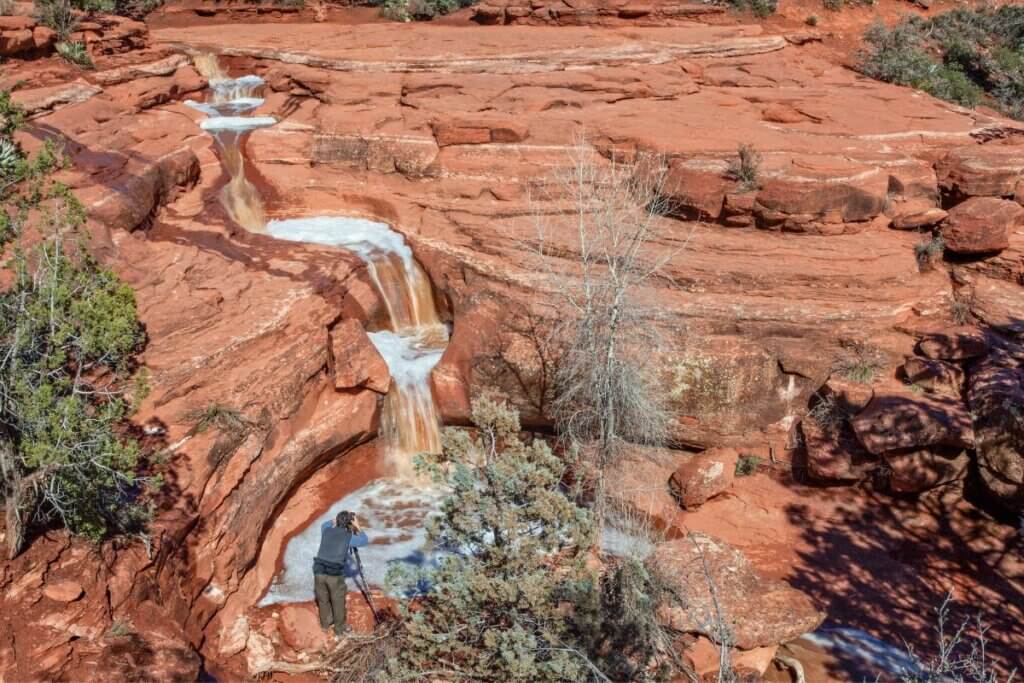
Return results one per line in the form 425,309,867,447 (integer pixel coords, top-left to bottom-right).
350,546,380,627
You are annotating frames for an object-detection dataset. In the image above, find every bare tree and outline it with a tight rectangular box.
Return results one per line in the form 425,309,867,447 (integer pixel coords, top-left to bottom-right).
899,592,1016,683
529,139,690,529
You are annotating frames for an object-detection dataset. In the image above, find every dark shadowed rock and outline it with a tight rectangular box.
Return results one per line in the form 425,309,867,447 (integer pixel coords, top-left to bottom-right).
850,392,974,455
903,357,964,395
802,417,878,482
883,448,970,493
967,361,1024,512
917,327,989,361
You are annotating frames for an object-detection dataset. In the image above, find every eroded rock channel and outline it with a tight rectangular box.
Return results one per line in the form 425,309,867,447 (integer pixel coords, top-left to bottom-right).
1,5,1023,682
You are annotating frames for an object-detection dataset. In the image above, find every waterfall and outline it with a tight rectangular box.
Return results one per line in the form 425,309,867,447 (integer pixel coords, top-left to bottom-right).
189,56,451,600
185,58,271,233
264,216,448,476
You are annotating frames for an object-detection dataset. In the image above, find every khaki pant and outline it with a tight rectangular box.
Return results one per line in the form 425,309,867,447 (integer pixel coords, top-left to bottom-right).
314,573,348,634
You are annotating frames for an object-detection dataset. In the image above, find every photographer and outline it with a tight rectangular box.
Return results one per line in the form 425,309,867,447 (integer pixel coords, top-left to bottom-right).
313,510,368,637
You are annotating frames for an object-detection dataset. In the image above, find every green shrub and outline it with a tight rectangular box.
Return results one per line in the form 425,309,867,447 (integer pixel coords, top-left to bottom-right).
56,41,93,69
372,0,475,21
805,14,819,26
726,0,776,17
859,8,1024,119
727,143,762,192
0,93,149,554
33,0,78,40
823,0,842,11
735,454,760,477
384,397,597,680
915,233,945,272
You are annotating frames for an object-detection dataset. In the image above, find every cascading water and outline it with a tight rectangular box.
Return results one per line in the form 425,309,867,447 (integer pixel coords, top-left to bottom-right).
185,58,272,233
263,216,449,477
188,55,450,601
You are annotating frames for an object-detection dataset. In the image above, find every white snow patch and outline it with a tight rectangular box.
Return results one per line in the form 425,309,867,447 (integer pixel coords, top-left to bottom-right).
259,479,446,605
806,627,920,676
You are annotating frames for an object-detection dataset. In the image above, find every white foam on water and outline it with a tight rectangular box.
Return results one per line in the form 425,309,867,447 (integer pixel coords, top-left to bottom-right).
200,116,277,132
185,98,265,117
265,216,419,272
210,75,266,103
806,626,920,676
259,479,446,605
368,330,445,388
184,99,221,117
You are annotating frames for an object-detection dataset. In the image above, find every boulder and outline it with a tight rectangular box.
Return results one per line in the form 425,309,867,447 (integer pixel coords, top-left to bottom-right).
278,604,327,652
883,448,970,493
669,447,738,509
685,635,777,679
606,446,682,528
819,376,874,414
967,361,1024,511
661,161,733,220
754,164,888,231
32,26,56,51
902,357,964,395
0,28,34,57
890,203,948,230
941,197,1023,254
938,144,1024,199
330,319,391,394
850,391,974,455
653,533,824,650
0,17,35,31
802,417,877,482
42,580,84,603
917,328,989,361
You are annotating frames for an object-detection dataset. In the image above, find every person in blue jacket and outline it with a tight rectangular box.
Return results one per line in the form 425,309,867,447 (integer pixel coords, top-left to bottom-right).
313,510,368,636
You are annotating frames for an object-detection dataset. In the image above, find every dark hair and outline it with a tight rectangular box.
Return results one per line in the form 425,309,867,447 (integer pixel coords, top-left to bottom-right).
336,510,354,528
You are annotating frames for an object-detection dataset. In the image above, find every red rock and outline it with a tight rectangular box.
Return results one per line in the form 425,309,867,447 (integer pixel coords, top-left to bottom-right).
32,25,56,51
761,103,809,124
917,327,989,361
941,197,1023,254
0,28,34,56
669,447,738,509
653,533,824,649
890,203,948,230
938,144,1024,199
850,391,974,455
902,357,963,394
606,446,683,527
884,448,969,493
0,16,34,31
330,318,391,394
819,376,874,414
802,416,878,482
42,580,84,603
686,636,777,679
104,66,207,112
277,604,326,652
967,361,1024,511
432,117,528,146
754,164,889,231
661,161,732,219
